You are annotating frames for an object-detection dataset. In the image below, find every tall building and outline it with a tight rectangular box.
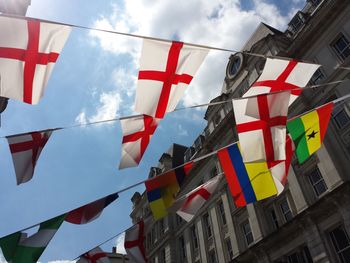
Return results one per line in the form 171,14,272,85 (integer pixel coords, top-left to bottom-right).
130,0,350,262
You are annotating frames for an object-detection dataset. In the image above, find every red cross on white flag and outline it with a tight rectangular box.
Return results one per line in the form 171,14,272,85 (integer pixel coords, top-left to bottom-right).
269,134,295,195
78,247,110,263
135,39,208,119
170,174,222,222
244,58,320,105
7,131,52,185
0,16,71,104
119,115,160,169
124,220,148,263
233,91,290,162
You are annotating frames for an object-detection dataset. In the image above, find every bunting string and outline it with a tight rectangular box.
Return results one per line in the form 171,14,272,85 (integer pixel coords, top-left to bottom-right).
2,93,350,241
1,79,349,139
2,13,350,68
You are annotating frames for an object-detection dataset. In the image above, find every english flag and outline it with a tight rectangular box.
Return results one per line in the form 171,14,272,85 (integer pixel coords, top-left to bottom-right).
134,39,208,119
119,115,160,169
7,130,52,185
233,91,290,162
269,134,295,195
0,16,71,104
65,193,119,225
170,174,222,222
124,220,148,263
243,58,320,105
77,247,110,263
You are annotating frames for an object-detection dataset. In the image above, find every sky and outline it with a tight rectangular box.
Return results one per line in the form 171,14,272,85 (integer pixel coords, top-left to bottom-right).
0,0,306,262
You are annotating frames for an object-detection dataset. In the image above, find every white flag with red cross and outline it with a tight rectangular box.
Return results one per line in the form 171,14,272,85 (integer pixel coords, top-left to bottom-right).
0,16,71,104
269,134,295,195
124,220,148,263
77,247,110,263
243,58,320,105
134,39,209,119
170,174,222,222
7,131,52,185
119,115,160,169
233,91,290,163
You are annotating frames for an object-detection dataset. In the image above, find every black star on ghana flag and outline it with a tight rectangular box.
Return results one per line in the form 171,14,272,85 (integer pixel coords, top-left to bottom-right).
307,130,318,140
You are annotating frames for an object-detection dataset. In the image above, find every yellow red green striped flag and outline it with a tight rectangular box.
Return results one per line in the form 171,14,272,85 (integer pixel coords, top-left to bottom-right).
286,103,334,164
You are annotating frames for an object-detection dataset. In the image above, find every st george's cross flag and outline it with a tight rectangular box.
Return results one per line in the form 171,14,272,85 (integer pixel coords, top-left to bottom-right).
269,134,295,195
170,174,222,222
134,39,208,119
243,58,320,105
7,130,52,185
233,91,290,162
0,16,71,104
287,102,334,164
124,220,148,263
119,115,160,169
0,214,66,263
65,193,119,224
77,247,110,263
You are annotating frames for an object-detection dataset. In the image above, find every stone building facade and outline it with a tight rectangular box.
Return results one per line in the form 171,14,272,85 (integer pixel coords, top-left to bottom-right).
129,0,350,262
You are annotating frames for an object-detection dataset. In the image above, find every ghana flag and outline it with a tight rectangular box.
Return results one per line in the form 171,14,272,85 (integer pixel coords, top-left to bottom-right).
287,102,334,164
145,162,193,219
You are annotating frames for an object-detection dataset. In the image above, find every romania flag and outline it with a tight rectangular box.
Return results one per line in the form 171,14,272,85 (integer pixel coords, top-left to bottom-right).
287,102,333,164
145,162,193,219
217,144,277,207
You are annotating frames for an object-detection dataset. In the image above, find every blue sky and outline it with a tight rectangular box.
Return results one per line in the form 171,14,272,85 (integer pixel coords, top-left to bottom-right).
0,0,305,261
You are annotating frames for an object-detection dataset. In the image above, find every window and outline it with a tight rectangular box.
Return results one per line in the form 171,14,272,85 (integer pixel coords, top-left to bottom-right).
286,246,313,263
310,0,322,7
329,226,350,263
227,55,242,78
210,166,218,179
147,233,152,249
309,68,325,85
225,239,234,261
160,248,166,263
217,201,227,226
289,12,305,34
332,33,350,61
208,250,217,263
203,213,213,238
308,168,328,197
159,218,164,235
269,208,279,230
334,109,350,129
242,220,254,246
280,199,293,222
176,214,184,226
191,225,199,249
179,235,186,260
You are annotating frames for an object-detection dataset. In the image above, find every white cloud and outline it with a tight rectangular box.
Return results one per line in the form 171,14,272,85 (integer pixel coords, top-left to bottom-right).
114,232,126,254
111,68,137,98
75,91,123,124
178,124,189,136
89,0,302,110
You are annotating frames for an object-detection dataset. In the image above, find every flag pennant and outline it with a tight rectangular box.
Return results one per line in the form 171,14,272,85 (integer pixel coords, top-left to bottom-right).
170,174,222,222
217,144,278,207
65,193,119,225
233,91,290,162
287,102,334,164
269,134,295,195
135,39,208,118
0,16,71,104
119,115,160,169
124,220,148,263
0,214,66,263
243,58,320,105
77,247,110,263
145,163,193,219
7,130,52,185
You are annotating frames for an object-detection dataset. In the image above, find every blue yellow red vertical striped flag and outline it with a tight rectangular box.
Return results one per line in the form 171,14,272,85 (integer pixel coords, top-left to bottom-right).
145,162,193,219
217,144,277,207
